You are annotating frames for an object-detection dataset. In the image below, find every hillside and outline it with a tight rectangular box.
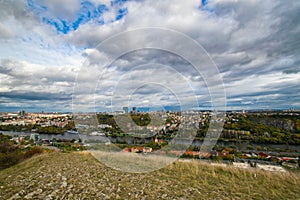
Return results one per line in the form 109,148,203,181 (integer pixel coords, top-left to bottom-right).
0,152,299,200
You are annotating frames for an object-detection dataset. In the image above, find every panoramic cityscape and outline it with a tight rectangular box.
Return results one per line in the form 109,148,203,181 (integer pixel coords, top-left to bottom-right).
1,0,300,199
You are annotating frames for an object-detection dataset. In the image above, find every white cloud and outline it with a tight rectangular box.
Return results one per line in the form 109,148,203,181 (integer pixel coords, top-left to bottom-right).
38,0,81,21
0,0,299,111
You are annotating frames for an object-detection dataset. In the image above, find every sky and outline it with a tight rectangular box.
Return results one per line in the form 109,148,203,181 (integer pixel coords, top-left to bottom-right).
0,0,299,112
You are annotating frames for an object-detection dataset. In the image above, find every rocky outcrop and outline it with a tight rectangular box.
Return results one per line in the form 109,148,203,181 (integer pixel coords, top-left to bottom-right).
255,118,295,131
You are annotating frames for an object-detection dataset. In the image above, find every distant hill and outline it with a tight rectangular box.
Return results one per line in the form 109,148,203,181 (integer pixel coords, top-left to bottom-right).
0,152,299,199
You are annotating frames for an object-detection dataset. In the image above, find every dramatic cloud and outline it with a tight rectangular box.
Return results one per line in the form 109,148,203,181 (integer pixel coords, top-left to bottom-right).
0,0,299,112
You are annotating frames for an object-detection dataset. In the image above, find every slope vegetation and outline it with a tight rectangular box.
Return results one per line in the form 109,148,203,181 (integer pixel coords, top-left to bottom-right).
0,152,299,199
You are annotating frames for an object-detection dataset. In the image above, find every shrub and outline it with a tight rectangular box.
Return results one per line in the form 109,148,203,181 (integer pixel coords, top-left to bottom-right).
23,146,43,159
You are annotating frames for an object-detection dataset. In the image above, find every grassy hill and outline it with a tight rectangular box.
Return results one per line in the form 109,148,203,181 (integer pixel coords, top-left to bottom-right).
0,152,299,199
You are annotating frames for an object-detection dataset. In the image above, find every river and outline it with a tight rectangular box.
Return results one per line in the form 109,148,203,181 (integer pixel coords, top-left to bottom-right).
1,131,299,152
0,131,108,142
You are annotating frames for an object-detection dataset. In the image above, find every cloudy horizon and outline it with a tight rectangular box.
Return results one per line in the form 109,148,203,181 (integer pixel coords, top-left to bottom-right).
0,0,299,112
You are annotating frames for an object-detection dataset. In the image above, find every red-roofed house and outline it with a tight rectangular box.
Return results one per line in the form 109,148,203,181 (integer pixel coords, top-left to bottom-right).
258,152,268,157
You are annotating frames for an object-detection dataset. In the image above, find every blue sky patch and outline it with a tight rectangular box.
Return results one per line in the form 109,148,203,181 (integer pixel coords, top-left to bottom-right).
116,8,128,20
199,0,215,13
202,0,208,6
26,0,127,34
111,0,127,7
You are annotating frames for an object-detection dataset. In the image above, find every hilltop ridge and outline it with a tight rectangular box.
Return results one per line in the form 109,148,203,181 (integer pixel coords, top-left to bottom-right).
0,152,299,199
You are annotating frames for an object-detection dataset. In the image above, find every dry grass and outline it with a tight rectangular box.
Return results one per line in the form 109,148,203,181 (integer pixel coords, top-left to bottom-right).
89,150,176,173
0,151,299,199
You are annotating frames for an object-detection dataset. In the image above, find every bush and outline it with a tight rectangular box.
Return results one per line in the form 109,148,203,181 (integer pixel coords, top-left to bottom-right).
23,146,43,159
0,152,22,170
0,133,45,170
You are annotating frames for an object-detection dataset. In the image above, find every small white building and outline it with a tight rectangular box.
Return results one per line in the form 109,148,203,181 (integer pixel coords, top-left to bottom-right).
30,133,40,142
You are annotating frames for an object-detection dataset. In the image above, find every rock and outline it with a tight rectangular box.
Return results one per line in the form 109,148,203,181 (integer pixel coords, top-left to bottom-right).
9,193,21,200
62,181,67,187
